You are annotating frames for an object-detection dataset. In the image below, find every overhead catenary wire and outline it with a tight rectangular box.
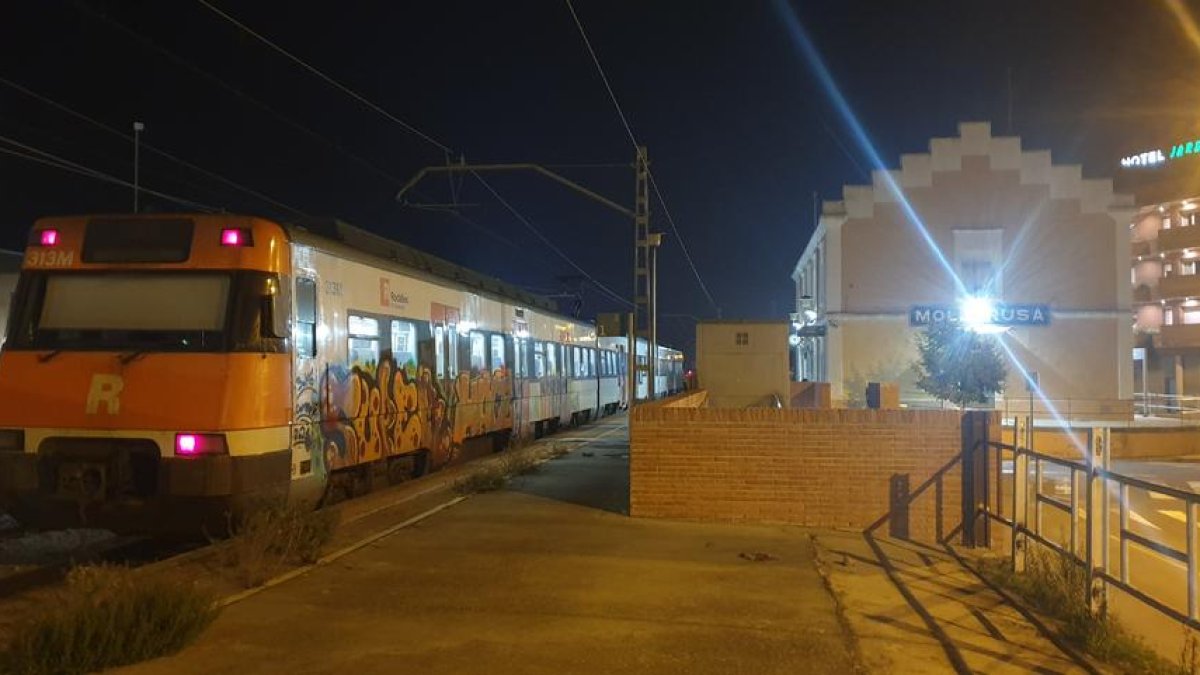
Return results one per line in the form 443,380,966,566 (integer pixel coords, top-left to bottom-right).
74,1,409,189
0,136,220,212
564,0,720,315
195,0,452,154
471,172,633,308
195,0,629,308
0,76,306,219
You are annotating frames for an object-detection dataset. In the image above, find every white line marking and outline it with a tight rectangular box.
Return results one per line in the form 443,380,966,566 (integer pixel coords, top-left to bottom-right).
1159,509,1187,523
1149,492,1174,501
1129,510,1162,531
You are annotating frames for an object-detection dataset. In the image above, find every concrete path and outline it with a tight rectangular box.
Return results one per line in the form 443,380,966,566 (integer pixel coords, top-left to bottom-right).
119,418,858,674
815,531,1094,674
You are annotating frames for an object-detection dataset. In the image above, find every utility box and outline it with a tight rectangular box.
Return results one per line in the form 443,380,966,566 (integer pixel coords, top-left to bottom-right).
696,321,791,408
866,382,901,410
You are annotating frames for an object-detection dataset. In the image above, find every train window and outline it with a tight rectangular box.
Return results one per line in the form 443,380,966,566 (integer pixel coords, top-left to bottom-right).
295,277,317,358
513,338,526,377
533,341,545,378
390,320,417,370
447,328,460,378
572,346,582,377
546,342,558,376
469,332,486,373
348,314,380,368
434,325,446,378
588,349,596,377
490,334,506,372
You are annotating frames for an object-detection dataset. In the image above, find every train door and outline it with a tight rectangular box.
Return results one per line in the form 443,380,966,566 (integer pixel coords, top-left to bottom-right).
289,273,325,505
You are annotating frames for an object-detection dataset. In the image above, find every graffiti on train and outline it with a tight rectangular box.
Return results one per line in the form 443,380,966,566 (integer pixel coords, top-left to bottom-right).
303,355,516,473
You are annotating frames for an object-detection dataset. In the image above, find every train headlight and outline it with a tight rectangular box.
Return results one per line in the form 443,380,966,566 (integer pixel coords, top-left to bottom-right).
0,429,24,452
175,433,228,457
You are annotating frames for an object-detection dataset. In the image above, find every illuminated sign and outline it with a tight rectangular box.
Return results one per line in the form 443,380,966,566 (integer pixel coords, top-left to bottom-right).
1120,137,1200,168
909,304,1050,327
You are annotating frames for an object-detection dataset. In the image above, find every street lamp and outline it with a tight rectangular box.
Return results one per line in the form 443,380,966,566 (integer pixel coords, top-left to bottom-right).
132,121,145,213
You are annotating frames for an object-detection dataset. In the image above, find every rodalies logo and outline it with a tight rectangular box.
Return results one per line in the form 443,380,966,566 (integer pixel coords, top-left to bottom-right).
85,374,124,415
379,278,410,308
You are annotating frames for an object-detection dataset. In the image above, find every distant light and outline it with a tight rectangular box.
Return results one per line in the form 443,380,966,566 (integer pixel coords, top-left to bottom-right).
803,309,819,322
788,334,801,346
39,229,59,246
1185,201,1198,211
960,296,994,329
791,321,803,331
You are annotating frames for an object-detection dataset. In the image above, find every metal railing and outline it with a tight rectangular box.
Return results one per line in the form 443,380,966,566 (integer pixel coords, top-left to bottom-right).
983,419,1200,631
1134,392,1200,418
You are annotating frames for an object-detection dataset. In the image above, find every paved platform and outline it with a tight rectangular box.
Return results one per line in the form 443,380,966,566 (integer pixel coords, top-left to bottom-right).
118,418,858,674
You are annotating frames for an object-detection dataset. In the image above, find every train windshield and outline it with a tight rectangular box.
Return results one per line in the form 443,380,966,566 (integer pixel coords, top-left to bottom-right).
7,271,284,353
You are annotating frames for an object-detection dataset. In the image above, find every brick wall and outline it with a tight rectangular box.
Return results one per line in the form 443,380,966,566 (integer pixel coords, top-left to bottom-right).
630,392,980,542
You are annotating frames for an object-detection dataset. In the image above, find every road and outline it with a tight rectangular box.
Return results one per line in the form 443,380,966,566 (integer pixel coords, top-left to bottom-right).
1007,458,1200,623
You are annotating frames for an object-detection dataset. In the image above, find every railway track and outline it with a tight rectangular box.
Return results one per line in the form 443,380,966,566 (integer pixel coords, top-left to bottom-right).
0,532,203,601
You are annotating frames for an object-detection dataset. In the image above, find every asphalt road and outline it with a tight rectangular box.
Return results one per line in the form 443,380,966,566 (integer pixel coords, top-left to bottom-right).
1012,458,1200,621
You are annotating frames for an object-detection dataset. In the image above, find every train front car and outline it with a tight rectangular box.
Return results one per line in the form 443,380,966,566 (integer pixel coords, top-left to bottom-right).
0,215,294,534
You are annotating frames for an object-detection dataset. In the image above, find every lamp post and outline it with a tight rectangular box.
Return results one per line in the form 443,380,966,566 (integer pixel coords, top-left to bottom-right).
132,121,145,213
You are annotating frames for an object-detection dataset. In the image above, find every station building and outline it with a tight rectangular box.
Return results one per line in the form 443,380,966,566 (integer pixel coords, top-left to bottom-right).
792,122,1136,413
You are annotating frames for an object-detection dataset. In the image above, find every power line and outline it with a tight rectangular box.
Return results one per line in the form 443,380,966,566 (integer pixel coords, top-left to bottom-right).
0,135,220,212
194,0,629,310
563,0,720,314
472,172,633,308
0,76,306,219
195,0,451,154
74,1,409,189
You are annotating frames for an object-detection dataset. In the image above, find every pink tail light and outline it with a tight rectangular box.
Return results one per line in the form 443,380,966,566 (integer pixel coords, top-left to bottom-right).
175,433,228,457
220,227,253,246
39,229,59,246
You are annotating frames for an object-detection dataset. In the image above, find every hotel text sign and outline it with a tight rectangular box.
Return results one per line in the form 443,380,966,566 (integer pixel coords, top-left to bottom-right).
1120,138,1200,169
909,304,1051,327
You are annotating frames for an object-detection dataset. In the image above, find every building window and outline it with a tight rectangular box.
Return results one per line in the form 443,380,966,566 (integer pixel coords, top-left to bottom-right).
1184,261,1197,276
953,229,1003,296
1166,309,1176,326
735,332,749,346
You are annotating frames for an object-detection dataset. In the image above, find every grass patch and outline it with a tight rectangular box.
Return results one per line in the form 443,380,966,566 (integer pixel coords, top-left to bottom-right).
979,547,1191,675
225,500,339,588
452,447,554,495
0,565,217,675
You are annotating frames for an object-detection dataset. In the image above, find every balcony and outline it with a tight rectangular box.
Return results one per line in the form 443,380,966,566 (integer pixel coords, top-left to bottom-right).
1154,323,1200,350
1158,274,1200,299
1157,226,1200,253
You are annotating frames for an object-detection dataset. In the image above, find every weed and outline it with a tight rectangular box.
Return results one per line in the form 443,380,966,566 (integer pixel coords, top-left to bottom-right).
980,547,1187,675
225,500,338,588
0,565,216,675
452,447,552,495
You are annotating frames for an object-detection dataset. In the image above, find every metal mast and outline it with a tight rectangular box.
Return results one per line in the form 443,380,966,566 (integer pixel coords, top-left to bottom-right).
633,146,654,399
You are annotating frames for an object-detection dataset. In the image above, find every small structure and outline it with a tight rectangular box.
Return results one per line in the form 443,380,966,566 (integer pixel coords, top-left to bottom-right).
696,320,791,408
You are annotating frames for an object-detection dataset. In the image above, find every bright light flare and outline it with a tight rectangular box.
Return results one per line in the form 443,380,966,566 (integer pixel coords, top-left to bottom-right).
39,229,59,246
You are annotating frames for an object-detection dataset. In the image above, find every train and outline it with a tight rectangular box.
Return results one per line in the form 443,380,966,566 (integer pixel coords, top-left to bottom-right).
0,214,683,534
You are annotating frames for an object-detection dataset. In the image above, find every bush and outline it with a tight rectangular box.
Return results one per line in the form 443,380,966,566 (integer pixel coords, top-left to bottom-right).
0,565,217,675
980,547,1183,674
226,501,338,588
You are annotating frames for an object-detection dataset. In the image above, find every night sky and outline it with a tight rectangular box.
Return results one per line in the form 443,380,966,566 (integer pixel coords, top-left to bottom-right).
1,1,1196,358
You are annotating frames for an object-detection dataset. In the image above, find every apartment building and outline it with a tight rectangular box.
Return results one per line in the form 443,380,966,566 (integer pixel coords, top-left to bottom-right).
1131,198,1200,399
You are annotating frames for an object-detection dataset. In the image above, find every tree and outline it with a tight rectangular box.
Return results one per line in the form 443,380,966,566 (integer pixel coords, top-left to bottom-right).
914,322,1007,409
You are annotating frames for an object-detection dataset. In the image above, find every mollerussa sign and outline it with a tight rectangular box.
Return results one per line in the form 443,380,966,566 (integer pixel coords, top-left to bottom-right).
909,304,1051,327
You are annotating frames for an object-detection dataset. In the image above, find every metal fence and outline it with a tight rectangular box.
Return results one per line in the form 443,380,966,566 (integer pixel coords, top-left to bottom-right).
982,417,1200,631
